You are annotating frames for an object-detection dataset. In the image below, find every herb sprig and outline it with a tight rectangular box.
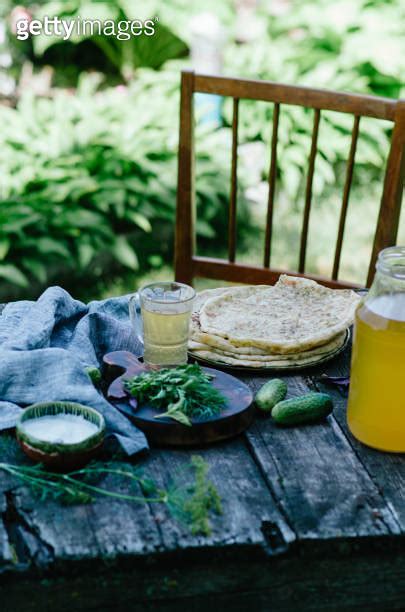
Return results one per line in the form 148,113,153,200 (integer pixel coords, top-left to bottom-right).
0,455,222,536
0,462,166,506
124,364,226,426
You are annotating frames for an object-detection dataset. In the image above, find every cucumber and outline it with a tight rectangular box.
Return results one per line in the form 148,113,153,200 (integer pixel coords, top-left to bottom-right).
272,392,333,426
255,379,288,413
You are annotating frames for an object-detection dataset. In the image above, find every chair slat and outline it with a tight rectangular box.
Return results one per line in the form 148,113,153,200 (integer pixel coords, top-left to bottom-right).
175,70,195,285
264,103,280,267
228,97,239,263
193,256,361,289
175,71,404,290
299,109,321,273
368,100,405,286
194,74,397,120
332,115,360,280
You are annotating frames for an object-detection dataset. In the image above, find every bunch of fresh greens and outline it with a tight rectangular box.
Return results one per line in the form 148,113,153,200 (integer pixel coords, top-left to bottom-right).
0,454,222,536
124,363,226,426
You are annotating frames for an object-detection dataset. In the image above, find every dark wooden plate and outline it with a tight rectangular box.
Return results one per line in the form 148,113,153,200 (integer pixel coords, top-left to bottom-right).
103,351,254,447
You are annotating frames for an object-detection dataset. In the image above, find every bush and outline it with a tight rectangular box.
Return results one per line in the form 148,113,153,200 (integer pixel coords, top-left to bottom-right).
217,0,404,283
222,0,404,201
1,0,403,295
0,69,249,298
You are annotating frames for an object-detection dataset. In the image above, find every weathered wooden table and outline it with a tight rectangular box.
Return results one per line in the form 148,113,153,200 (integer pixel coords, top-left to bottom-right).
1,334,405,611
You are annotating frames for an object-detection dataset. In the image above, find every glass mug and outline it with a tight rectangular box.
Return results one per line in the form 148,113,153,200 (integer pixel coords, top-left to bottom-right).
129,282,195,367
347,246,405,452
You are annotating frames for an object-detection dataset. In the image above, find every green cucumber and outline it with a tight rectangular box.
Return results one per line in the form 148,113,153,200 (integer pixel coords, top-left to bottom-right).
272,392,333,426
255,379,288,413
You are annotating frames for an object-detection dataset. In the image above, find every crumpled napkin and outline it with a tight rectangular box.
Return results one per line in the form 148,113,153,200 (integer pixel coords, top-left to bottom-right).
0,286,147,457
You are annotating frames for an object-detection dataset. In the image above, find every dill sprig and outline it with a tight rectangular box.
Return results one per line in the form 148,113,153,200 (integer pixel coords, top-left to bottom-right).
0,462,166,505
167,456,222,536
124,363,226,426
0,455,222,536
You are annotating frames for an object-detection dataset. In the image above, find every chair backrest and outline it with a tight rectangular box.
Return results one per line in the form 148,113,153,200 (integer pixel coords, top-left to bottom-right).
175,70,405,289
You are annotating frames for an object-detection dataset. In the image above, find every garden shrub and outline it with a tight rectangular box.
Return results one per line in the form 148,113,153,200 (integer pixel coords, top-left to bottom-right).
0,69,249,297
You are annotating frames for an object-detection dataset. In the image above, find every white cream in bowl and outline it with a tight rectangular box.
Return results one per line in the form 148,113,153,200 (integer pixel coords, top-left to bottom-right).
20,414,99,445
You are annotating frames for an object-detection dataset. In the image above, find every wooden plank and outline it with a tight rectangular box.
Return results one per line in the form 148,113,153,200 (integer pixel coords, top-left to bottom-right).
263,102,280,268
0,495,13,570
299,108,321,273
1,472,164,570
175,70,195,285
194,74,397,121
0,435,295,570
3,533,405,611
242,373,400,541
141,438,295,555
333,115,360,280
0,434,163,569
228,98,239,263
192,256,362,289
314,343,405,533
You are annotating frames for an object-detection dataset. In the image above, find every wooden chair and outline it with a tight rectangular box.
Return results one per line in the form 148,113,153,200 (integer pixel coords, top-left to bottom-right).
174,70,405,289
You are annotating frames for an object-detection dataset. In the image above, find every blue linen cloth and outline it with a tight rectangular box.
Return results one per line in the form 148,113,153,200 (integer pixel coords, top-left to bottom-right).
0,286,148,457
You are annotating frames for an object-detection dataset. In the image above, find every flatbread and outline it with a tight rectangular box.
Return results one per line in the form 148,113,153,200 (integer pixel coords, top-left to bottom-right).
191,287,288,355
188,331,347,362
198,275,359,353
190,287,274,355
190,346,344,369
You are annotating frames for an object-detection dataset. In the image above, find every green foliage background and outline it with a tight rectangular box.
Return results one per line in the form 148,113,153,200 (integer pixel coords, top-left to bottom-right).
0,0,404,300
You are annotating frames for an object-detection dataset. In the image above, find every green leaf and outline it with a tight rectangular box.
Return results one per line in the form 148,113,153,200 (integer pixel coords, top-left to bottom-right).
78,242,96,269
54,210,104,229
35,237,71,258
0,239,10,261
0,265,29,288
196,220,216,238
125,211,152,233
111,236,139,270
21,259,48,284
155,409,192,427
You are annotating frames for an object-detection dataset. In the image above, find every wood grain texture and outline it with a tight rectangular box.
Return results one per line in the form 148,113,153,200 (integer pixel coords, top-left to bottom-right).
333,115,360,280
175,70,195,285
194,74,397,120
142,441,295,555
242,374,400,541
192,255,361,289
299,109,321,273
175,70,404,289
228,98,239,263
314,344,405,533
264,103,280,268
1,464,163,570
368,99,405,286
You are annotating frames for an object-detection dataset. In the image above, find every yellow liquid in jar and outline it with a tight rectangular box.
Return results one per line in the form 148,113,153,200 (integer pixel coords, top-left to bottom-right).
347,293,405,452
142,307,190,366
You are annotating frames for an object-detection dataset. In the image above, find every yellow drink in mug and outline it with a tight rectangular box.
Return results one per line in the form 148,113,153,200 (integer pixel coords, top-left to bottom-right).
347,247,405,452
129,282,195,367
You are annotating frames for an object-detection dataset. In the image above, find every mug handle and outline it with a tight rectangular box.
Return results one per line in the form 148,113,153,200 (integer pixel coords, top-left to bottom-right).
129,293,144,348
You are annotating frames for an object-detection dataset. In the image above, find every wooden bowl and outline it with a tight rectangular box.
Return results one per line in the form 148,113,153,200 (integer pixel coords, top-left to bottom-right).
16,402,105,471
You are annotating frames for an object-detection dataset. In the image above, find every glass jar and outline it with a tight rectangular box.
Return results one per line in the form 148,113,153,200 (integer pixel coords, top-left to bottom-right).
347,246,405,452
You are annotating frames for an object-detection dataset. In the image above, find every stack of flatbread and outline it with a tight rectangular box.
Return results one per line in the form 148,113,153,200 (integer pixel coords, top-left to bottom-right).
188,275,360,369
